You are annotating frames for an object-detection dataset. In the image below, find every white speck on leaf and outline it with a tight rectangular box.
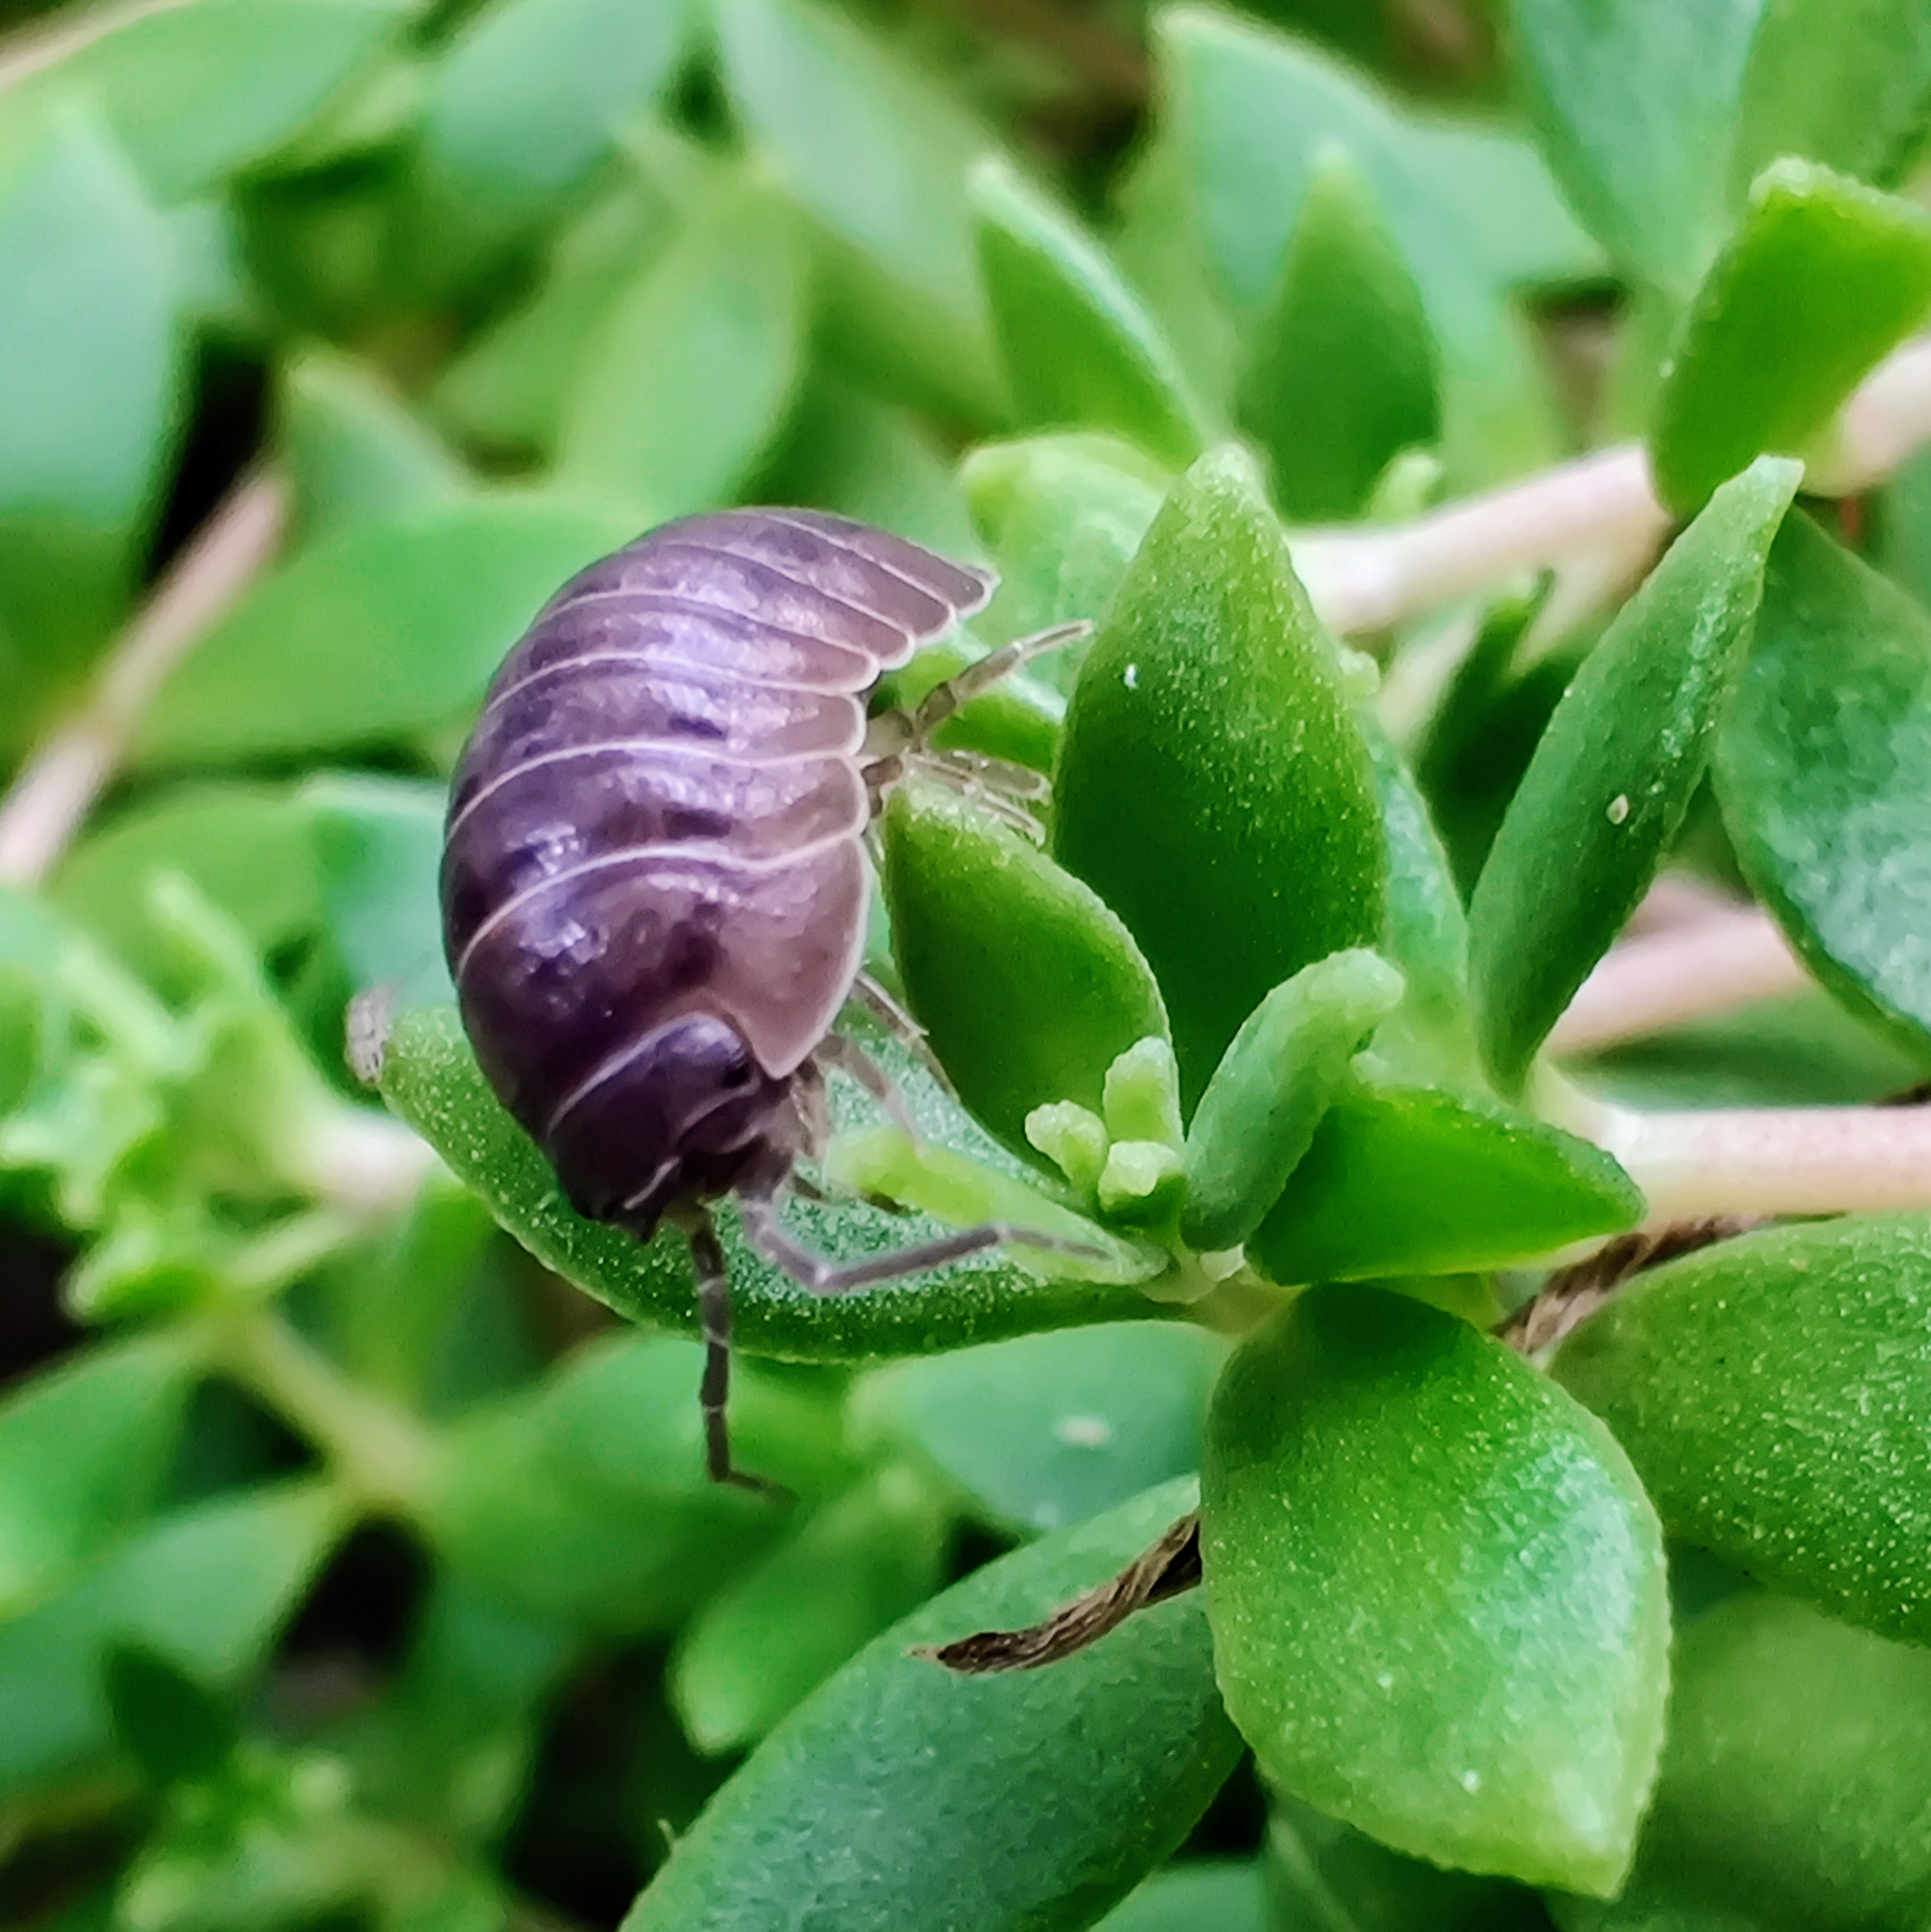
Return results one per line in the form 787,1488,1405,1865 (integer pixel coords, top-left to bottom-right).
1053,1414,1114,1450
1607,793,1630,825
1123,663,1138,690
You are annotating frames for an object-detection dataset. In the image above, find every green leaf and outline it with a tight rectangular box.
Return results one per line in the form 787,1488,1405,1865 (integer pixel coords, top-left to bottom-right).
7,0,406,202
763,371,981,562
960,432,1167,672
862,1322,1225,1535
1053,446,1385,1109
713,0,1003,420
558,184,811,520
1574,986,1929,1114
1250,1071,1643,1282
0,110,181,712
1094,1860,1266,1932
0,1336,196,1622
1181,950,1404,1251
378,1004,1148,1359
0,1479,344,1800
969,154,1202,468
1651,163,1931,513
1238,153,1437,524
136,496,636,764
1731,0,1931,201
430,144,695,457
102,1644,238,1786
420,1333,835,1631
1714,511,1931,1052
1269,1793,1556,1932
1569,1594,1931,1932
333,1578,569,1844
301,773,449,1002
626,1478,1241,1931
1121,9,1560,484
1362,721,1477,1085
670,1465,947,1754
1469,458,1801,1090
1553,1212,1931,1647
406,0,689,280
53,781,323,976
1506,0,1765,293
1203,1288,1668,1896
882,780,1168,1151
280,349,467,544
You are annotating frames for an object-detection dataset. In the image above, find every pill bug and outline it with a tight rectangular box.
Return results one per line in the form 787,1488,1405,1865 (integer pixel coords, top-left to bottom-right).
441,508,1079,1486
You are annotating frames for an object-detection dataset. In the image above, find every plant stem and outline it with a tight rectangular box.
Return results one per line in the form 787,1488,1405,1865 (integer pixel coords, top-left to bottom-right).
205,1305,436,1515
1548,905,1811,1054
1294,332,1931,637
1572,1092,1931,1222
0,470,287,888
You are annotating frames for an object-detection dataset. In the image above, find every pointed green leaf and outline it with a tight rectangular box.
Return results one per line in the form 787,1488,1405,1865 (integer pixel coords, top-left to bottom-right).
626,1478,1242,1932
1095,1861,1266,1932
1554,1212,1931,1647
1121,10,1559,484
1652,163,1931,513
713,0,1003,420
1577,1595,1931,1932
1239,153,1437,524
883,779,1168,1152
0,110,181,713
1270,1793,1556,1932
1053,447,1385,1109
1715,510,1931,1052
558,185,810,521
406,0,689,279
430,151,693,457
1731,0,1931,201
670,1466,946,1754
421,1333,834,1630
301,773,449,1001
1250,1073,1643,1283
863,1321,1225,1535
1362,721,1477,1085
4,0,405,200
0,1337,196,1621
1181,950,1404,1251
1506,0,1765,293
970,155,1203,467
1469,457,1800,1090
0,1479,345,1800
136,497,636,764
378,1003,1148,1358
960,432,1167,674
103,1645,238,1786
280,349,467,544
1203,1288,1668,1896
53,782,321,973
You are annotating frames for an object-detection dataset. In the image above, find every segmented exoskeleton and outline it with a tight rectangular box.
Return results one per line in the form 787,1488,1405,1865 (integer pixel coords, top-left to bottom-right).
441,509,1077,1485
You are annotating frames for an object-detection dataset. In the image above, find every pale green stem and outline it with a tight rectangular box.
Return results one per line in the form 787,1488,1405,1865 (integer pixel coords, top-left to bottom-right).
201,1306,437,1516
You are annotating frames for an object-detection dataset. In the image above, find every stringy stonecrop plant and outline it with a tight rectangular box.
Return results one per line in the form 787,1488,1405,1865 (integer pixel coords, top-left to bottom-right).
6,0,1931,1927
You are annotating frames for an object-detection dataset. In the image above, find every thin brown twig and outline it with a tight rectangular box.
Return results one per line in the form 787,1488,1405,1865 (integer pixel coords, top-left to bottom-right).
918,1510,1201,1673
1500,1215,1763,1360
0,468,287,888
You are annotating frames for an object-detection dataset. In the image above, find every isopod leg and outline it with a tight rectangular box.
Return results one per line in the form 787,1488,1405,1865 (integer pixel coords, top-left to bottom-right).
814,1031,920,1139
687,1213,782,1495
737,1191,1100,1295
910,620,1090,742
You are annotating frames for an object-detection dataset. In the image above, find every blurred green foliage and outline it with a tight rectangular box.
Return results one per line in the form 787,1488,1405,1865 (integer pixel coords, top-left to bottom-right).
0,0,1930,1928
